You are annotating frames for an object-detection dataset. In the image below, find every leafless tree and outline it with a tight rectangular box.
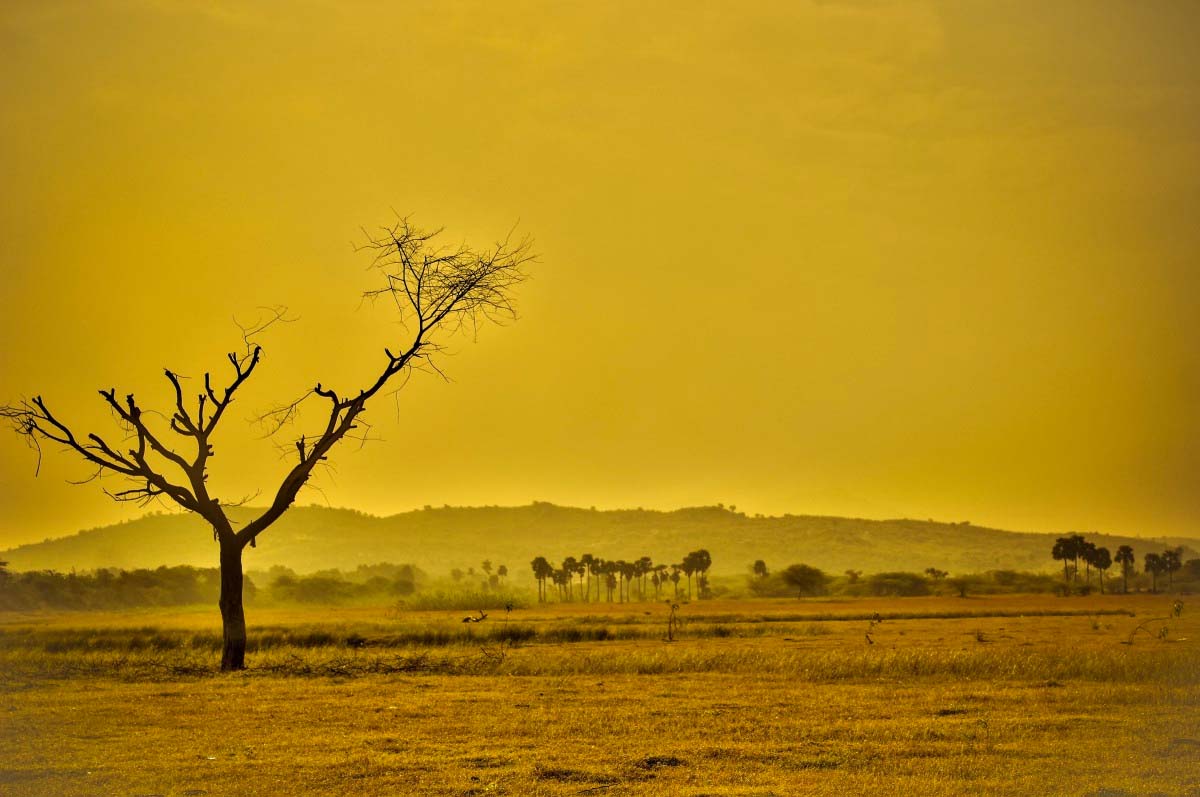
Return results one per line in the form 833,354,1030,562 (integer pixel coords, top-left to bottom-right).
2,218,531,670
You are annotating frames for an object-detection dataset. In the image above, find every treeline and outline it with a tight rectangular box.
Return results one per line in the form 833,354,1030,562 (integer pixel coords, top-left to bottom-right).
256,563,423,604
0,561,423,610
1051,534,1196,594
750,563,1084,598
529,550,713,602
0,565,246,611
749,557,1200,599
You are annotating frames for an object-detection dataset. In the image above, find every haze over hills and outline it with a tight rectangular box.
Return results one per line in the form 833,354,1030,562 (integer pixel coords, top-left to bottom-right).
2,504,1196,579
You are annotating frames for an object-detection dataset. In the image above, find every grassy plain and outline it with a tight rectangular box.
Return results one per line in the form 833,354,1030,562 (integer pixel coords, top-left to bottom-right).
1,594,1198,796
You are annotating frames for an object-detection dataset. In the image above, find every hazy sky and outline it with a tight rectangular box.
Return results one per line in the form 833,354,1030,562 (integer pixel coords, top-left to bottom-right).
1,1,1197,548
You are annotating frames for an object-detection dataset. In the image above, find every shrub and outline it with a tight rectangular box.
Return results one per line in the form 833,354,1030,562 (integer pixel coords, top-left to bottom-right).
865,572,930,597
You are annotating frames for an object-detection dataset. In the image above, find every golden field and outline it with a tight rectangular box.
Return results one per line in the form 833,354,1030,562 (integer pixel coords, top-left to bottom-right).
1,594,1197,796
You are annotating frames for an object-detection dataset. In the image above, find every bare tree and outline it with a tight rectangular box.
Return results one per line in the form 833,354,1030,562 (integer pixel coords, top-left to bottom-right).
2,218,531,670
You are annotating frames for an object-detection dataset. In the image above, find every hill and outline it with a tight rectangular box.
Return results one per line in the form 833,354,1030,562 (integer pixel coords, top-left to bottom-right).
2,503,1196,579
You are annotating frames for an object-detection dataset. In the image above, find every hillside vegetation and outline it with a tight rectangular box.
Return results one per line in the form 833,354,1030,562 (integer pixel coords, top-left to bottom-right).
4,503,1196,578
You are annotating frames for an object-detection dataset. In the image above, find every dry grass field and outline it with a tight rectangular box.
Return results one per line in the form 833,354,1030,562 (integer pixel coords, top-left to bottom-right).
2,594,1197,796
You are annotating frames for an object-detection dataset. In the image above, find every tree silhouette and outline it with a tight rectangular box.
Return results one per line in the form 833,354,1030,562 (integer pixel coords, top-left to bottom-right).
574,558,588,601
653,563,669,599
781,563,828,598
752,560,769,579
1080,540,1098,584
588,556,603,603
561,556,578,602
681,557,696,600
496,564,508,583
1144,552,1165,593
530,556,553,603
1052,534,1085,583
636,556,653,601
681,549,712,600
1,219,531,670
1163,547,1183,591
580,553,595,602
1114,545,1135,594
1093,546,1111,594
620,560,636,602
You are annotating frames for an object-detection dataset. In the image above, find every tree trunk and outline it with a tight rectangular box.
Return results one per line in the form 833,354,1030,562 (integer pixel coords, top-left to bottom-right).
219,539,247,671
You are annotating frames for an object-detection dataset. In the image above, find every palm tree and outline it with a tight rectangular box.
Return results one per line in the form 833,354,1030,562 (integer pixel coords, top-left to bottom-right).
561,557,578,601
752,560,769,579
580,554,595,602
1052,534,1086,582
636,556,653,601
1080,541,1097,584
654,564,669,599
1093,547,1111,594
1115,545,1135,593
681,556,696,600
530,556,553,602
1144,552,1165,593
574,558,587,600
670,567,681,598
621,561,637,602
1163,547,1183,591
497,564,508,584
683,549,712,599
589,557,604,603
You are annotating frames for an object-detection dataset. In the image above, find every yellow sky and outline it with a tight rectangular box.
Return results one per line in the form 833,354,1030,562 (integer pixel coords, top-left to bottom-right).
1,1,1197,548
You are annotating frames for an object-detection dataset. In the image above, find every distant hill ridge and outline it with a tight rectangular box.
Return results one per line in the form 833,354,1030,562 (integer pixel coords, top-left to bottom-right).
2,503,1196,577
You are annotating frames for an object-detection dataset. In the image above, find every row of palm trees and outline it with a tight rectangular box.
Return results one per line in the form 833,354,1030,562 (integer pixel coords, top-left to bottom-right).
529,550,713,603
1051,533,1184,593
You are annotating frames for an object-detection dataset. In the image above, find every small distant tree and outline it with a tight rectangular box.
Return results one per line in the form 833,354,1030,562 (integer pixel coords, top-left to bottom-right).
589,557,604,603
561,556,578,601
636,556,654,601
866,571,931,597
579,554,595,601
781,564,828,598
844,569,861,584
680,557,697,600
752,560,769,579
450,568,465,583
924,568,948,581
1080,540,1098,584
1093,547,1112,594
946,576,972,598
530,556,553,602
496,564,508,583
1114,545,1135,594
1052,534,1086,582
1144,552,1165,594
1163,547,1183,591
682,549,712,600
